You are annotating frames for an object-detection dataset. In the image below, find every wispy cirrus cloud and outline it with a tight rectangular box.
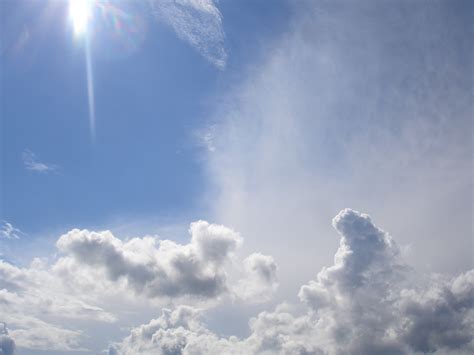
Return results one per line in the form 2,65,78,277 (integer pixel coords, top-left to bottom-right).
22,149,58,173
0,221,25,240
149,0,227,68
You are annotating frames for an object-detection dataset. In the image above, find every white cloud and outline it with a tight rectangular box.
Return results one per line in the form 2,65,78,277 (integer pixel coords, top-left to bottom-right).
234,253,278,303
55,221,244,300
110,209,474,355
0,221,276,352
8,318,84,352
195,125,217,153
0,222,24,240
148,0,227,68
22,149,58,173
0,258,115,351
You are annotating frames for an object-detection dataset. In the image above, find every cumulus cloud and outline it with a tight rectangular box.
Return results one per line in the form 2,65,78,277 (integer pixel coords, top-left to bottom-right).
149,0,227,68
56,221,245,300
0,221,276,351
0,323,15,355
22,149,58,173
110,209,474,355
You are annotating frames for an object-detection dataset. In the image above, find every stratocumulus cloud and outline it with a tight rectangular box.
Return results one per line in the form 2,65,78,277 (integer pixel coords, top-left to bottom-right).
110,209,474,355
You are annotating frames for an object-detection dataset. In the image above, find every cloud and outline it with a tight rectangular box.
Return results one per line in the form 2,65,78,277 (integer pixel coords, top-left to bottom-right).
110,209,474,355
148,0,227,68
7,318,84,352
0,221,276,351
299,208,405,311
205,0,473,296
22,149,58,173
0,222,24,240
0,323,15,355
195,125,217,153
0,258,115,351
56,221,245,300
234,253,278,303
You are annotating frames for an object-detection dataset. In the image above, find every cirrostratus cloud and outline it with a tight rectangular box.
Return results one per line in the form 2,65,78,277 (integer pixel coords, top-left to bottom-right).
110,209,474,355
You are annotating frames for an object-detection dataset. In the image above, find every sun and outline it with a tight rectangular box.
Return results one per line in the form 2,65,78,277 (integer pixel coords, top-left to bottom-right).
69,0,92,35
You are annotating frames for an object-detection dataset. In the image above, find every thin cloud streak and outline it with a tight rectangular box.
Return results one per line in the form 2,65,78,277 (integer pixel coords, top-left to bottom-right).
0,221,25,240
22,149,58,173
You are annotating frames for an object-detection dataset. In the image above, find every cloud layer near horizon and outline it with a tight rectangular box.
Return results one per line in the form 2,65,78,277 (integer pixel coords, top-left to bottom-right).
110,209,474,355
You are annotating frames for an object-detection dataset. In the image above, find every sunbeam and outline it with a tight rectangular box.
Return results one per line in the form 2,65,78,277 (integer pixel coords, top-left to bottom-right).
85,34,96,140
69,0,95,141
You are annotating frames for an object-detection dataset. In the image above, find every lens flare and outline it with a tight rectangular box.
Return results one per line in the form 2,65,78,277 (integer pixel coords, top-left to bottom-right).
70,0,92,35
68,0,145,141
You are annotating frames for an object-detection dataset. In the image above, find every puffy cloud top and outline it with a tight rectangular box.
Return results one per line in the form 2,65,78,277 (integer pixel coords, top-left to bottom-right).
300,208,403,310
56,221,243,299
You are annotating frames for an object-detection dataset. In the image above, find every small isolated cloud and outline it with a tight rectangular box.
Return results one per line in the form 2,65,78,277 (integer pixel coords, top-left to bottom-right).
0,323,15,355
149,0,227,68
22,149,58,173
0,222,24,240
110,209,474,355
195,125,217,153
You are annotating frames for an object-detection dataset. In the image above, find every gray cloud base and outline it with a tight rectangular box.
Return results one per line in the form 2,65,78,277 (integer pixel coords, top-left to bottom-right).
0,324,15,355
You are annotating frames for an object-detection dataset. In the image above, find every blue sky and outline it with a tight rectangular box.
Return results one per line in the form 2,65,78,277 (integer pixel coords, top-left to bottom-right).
1,1,473,354
1,0,289,239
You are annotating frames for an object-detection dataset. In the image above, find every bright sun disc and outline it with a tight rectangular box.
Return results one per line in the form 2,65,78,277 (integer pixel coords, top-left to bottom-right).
70,0,92,35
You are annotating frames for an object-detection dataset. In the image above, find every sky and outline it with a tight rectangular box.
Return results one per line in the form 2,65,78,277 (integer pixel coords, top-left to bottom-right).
0,0,473,354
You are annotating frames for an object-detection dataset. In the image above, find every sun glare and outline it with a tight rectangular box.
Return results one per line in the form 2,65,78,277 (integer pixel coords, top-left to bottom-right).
70,0,92,35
